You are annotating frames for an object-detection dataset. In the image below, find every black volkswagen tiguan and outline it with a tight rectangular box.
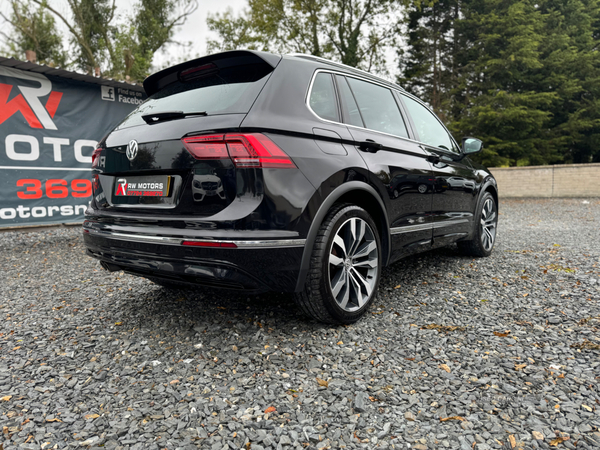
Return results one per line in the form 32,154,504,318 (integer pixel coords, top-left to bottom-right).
83,50,498,324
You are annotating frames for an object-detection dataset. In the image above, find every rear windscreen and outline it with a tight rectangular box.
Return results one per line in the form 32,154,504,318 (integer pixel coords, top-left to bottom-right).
115,63,273,130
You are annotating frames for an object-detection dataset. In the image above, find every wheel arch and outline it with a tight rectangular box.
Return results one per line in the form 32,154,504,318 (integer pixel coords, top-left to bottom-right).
294,181,390,292
483,178,499,213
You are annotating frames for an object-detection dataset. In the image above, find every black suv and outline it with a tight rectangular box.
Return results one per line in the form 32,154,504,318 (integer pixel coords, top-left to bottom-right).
83,50,498,324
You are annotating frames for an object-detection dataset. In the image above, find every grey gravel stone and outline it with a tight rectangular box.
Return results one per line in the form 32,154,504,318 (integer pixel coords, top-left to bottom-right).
1,199,600,450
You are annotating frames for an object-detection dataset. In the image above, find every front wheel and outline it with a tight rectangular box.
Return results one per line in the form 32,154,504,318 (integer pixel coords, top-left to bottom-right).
457,191,497,257
294,203,381,324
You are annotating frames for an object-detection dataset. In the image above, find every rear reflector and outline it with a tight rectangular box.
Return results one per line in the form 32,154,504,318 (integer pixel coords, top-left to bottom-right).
182,240,238,248
182,133,296,168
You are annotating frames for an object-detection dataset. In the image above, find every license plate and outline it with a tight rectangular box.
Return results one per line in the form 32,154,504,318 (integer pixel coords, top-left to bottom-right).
114,175,171,197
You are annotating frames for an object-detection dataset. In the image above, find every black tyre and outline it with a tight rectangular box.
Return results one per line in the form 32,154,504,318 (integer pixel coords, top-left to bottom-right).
457,191,497,257
294,203,381,324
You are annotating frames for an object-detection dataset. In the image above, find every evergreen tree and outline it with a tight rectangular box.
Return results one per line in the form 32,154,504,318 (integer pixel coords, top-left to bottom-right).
397,0,458,122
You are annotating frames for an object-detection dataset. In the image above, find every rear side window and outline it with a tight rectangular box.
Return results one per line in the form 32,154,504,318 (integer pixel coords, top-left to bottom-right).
336,75,364,128
116,63,273,130
309,73,339,122
346,77,408,138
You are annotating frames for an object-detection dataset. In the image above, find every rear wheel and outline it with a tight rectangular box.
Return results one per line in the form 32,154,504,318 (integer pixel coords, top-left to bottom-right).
294,203,381,324
457,191,497,257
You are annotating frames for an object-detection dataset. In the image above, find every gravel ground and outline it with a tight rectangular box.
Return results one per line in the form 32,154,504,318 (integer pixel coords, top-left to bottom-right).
1,198,599,450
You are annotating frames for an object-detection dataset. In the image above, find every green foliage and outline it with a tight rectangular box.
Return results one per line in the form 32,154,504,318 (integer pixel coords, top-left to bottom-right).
0,0,67,66
399,0,600,166
0,0,197,82
207,0,419,72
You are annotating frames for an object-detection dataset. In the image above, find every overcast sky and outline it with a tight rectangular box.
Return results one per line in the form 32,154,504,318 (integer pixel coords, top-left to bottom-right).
153,0,247,68
0,0,247,69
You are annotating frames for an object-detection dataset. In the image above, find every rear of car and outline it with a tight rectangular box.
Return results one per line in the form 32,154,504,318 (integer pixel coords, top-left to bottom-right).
83,51,317,292
83,50,498,324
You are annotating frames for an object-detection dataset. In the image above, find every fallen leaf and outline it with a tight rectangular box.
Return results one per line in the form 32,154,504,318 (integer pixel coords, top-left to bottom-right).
493,331,511,337
515,364,527,371
394,284,401,289
169,379,179,385
581,404,592,412
46,418,62,422
1,396,11,402
440,416,465,422
532,431,544,440
114,322,122,326
264,406,276,414
316,378,329,388
439,364,451,373
84,414,99,420
549,436,569,446
337,341,343,345
509,435,516,448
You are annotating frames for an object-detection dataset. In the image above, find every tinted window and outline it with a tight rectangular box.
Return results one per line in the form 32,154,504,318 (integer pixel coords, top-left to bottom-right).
336,75,364,128
346,77,408,137
309,73,339,122
402,95,456,152
116,63,272,130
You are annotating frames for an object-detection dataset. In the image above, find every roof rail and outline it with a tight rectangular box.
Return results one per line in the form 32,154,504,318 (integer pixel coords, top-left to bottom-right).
287,53,402,90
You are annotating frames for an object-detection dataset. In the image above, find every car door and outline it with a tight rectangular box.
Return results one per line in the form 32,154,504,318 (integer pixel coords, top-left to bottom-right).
399,93,478,247
333,74,434,262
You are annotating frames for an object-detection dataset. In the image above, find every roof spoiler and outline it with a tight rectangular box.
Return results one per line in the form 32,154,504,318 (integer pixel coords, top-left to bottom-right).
143,50,282,96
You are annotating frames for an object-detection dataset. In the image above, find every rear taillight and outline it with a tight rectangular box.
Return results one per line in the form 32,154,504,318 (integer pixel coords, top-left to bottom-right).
91,147,102,168
182,134,296,169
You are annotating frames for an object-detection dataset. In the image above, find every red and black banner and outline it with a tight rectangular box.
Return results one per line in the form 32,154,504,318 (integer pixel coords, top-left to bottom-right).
0,65,145,227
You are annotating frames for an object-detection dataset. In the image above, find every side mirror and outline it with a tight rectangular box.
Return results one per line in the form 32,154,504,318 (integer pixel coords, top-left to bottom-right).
462,137,483,155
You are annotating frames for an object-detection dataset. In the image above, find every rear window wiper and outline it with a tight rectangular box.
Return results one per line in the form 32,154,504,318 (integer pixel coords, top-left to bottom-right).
142,111,207,124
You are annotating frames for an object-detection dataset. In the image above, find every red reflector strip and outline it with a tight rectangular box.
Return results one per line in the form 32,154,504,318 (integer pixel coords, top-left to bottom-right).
181,240,237,248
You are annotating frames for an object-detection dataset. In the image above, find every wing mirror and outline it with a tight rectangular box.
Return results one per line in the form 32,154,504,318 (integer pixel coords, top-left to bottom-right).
462,137,483,155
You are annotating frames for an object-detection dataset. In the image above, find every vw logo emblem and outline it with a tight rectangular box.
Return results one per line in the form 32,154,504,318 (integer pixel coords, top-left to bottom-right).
126,140,138,161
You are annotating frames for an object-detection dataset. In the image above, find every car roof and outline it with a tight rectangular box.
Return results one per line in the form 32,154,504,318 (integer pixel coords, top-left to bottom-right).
284,53,405,92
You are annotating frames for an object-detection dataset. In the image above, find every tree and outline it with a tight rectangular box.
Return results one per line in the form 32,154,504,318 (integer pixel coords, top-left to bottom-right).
19,0,198,81
399,0,600,166
397,0,459,122
207,0,428,72
0,0,67,67
536,0,600,163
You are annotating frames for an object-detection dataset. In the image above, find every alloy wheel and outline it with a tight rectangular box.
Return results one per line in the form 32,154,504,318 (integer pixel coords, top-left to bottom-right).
480,198,497,251
328,217,379,312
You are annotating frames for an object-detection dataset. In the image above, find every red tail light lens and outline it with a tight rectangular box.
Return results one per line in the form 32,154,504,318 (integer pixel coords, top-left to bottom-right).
91,147,102,168
182,133,296,168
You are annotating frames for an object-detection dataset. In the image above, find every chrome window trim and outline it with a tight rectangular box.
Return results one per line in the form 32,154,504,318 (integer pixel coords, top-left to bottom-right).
83,228,306,248
306,69,435,150
390,218,469,235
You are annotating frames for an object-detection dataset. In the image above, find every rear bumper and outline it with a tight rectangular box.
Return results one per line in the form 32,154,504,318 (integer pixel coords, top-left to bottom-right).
82,221,305,292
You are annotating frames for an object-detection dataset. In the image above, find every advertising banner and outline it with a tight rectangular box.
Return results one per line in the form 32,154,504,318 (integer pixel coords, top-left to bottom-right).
0,65,145,227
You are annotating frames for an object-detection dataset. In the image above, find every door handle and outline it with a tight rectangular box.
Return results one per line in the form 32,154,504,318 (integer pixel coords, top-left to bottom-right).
358,139,382,153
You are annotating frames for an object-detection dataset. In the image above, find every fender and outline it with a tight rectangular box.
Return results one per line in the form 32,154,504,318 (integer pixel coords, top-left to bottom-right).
463,175,498,241
294,181,390,292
